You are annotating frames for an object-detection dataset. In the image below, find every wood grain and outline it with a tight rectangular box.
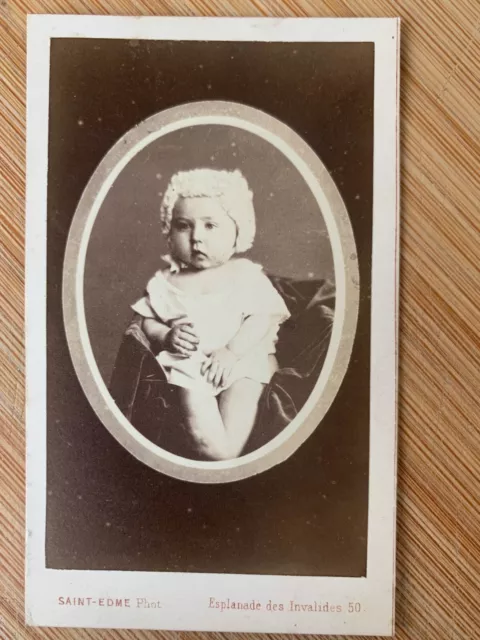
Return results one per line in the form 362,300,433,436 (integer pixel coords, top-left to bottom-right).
1,0,479,638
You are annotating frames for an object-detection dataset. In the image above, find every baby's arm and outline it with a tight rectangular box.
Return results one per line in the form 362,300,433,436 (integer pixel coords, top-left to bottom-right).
142,318,170,347
143,316,199,357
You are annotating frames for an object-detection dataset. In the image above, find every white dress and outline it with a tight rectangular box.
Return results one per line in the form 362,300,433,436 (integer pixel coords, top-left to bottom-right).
132,259,290,396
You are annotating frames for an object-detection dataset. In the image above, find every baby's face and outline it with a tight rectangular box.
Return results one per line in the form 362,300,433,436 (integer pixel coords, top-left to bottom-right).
169,196,237,270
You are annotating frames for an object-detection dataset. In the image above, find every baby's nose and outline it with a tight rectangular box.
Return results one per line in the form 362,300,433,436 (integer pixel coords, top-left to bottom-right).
192,224,205,242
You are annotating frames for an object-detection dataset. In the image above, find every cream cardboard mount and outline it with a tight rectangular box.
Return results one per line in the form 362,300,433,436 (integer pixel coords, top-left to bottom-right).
25,14,400,635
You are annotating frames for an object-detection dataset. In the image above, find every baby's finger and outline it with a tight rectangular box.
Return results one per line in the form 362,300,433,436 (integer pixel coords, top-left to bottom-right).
206,362,215,383
176,337,196,351
213,366,223,388
201,359,211,376
170,315,194,328
220,369,231,388
207,361,219,384
179,327,200,343
170,314,187,325
171,340,190,357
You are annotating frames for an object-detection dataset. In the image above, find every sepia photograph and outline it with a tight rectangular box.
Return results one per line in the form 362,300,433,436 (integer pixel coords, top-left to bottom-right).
25,15,399,635
51,30,367,570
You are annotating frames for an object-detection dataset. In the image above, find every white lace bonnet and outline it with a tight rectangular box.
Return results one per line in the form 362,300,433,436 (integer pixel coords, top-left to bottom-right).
159,168,256,253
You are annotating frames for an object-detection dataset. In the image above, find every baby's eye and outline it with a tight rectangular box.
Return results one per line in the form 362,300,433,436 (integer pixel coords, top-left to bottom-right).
173,221,189,231
205,222,217,230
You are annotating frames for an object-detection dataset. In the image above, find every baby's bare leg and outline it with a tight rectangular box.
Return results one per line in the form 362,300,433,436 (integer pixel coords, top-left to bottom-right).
178,388,232,460
218,379,265,458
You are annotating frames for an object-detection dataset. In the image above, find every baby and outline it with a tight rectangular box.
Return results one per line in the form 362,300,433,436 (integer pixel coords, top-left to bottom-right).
132,168,290,460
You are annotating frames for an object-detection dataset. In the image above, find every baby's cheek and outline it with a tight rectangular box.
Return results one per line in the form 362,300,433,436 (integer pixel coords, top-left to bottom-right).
220,250,234,264
221,237,236,258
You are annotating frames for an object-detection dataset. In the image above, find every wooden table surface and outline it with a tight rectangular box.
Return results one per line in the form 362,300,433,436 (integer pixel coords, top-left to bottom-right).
1,1,479,638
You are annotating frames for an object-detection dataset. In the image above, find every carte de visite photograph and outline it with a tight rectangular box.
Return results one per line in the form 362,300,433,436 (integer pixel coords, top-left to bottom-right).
26,15,399,635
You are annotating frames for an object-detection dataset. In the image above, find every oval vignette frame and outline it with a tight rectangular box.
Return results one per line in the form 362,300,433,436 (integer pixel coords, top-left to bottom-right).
63,101,360,484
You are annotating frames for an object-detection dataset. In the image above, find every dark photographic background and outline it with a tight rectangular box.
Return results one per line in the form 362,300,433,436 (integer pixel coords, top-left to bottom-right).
85,124,334,382
47,38,373,576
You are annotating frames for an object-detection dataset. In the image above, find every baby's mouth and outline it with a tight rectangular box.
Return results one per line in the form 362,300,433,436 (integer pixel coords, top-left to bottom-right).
192,249,208,258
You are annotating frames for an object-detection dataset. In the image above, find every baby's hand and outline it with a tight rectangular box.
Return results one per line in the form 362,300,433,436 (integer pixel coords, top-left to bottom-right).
201,347,238,388
165,316,200,357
